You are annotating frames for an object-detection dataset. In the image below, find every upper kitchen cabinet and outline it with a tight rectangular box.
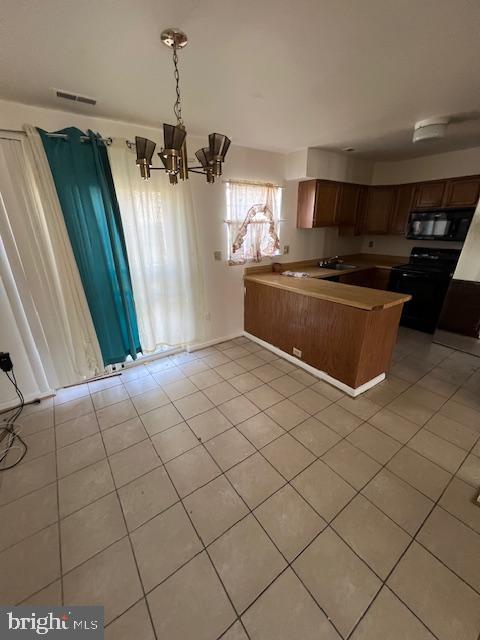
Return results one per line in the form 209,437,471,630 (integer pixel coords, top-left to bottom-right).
296,173,480,232
363,186,397,234
389,183,416,235
444,176,480,208
296,179,340,228
412,175,480,210
413,180,446,210
336,182,362,227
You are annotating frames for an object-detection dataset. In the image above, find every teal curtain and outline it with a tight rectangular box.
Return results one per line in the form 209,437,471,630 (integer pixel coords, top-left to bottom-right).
39,127,141,365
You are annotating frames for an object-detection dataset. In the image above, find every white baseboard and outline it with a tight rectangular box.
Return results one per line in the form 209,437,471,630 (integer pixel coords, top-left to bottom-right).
243,331,385,397
187,334,243,353
0,389,55,413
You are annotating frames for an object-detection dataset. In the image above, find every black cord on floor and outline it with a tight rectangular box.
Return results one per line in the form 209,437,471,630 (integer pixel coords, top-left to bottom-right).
0,368,28,470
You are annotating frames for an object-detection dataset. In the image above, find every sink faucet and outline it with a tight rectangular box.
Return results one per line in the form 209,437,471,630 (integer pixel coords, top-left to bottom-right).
318,256,344,267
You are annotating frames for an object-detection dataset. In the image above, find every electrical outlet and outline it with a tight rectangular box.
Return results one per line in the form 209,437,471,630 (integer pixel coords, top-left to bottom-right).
213,251,222,261
283,244,290,255
292,347,302,358
368,241,374,248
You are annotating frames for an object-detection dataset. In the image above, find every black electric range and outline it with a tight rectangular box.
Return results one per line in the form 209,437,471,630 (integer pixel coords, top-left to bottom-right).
388,247,461,333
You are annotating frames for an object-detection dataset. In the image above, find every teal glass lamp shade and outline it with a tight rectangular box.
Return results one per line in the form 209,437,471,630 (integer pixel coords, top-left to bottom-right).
135,137,156,179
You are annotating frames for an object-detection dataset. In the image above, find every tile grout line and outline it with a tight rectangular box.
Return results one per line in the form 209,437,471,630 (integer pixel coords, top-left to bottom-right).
342,394,480,639
104,354,258,639
94,400,160,640
136,410,252,640
195,440,345,639
4,357,479,564
52,405,64,607
197,362,460,636
3,399,477,566
21,384,475,611
205,346,478,636
3,335,480,635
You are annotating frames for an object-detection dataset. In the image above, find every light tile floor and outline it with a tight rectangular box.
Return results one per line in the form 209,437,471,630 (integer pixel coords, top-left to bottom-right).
1,328,480,639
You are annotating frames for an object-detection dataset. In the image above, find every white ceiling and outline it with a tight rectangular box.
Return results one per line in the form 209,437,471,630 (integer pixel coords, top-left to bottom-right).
1,0,480,158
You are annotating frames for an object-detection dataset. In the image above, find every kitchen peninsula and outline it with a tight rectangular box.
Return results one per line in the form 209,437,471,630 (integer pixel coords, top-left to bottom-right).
244,255,411,396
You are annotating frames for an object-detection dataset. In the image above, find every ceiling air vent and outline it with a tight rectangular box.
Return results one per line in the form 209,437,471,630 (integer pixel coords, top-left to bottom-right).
54,89,97,106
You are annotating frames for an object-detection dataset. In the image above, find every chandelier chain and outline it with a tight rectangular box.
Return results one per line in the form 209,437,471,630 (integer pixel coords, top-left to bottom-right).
172,45,184,127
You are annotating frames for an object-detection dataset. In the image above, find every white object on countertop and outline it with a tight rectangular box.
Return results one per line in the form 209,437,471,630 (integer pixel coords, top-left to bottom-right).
281,271,310,278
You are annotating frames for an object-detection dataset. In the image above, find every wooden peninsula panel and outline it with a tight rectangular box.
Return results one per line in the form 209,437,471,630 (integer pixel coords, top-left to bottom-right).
244,280,403,389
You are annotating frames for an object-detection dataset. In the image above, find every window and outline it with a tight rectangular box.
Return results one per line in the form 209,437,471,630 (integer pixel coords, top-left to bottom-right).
225,180,282,265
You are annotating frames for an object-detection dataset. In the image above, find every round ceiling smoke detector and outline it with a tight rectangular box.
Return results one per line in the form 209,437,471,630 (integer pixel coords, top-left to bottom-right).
413,117,450,143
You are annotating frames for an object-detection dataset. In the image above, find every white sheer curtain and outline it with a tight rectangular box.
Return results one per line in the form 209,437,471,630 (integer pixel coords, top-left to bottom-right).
107,139,204,352
226,181,282,265
0,131,103,391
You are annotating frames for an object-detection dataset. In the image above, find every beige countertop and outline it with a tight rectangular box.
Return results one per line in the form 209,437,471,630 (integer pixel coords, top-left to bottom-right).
244,271,410,312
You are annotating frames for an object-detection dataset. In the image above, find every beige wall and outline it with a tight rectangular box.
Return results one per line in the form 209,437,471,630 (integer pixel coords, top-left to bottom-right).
360,235,463,257
1,98,479,402
0,99,355,355
373,146,480,184
306,148,374,184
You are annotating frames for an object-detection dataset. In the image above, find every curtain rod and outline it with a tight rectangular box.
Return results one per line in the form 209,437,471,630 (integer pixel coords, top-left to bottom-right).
223,178,284,189
0,128,112,144
45,132,113,145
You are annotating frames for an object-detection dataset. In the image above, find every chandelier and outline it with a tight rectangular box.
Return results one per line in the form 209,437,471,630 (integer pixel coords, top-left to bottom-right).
135,28,231,185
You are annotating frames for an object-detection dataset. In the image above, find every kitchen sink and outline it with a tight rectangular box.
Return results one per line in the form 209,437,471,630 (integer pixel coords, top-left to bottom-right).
323,263,357,271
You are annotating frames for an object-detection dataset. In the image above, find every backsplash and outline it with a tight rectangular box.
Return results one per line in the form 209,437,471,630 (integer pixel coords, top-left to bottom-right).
361,235,463,257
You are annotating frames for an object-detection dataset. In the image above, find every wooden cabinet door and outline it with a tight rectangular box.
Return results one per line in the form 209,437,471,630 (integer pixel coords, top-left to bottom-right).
296,180,340,228
354,186,368,236
389,183,415,235
413,180,446,209
314,181,340,227
297,180,317,228
363,187,397,234
339,269,375,287
444,176,480,208
339,268,391,290
370,268,391,290
336,183,360,226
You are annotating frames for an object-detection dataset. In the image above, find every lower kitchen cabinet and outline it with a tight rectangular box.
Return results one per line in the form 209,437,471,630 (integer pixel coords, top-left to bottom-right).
339,268,391,290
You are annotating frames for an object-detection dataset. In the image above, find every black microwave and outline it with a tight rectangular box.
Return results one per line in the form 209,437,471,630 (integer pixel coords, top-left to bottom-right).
406,209,474,241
